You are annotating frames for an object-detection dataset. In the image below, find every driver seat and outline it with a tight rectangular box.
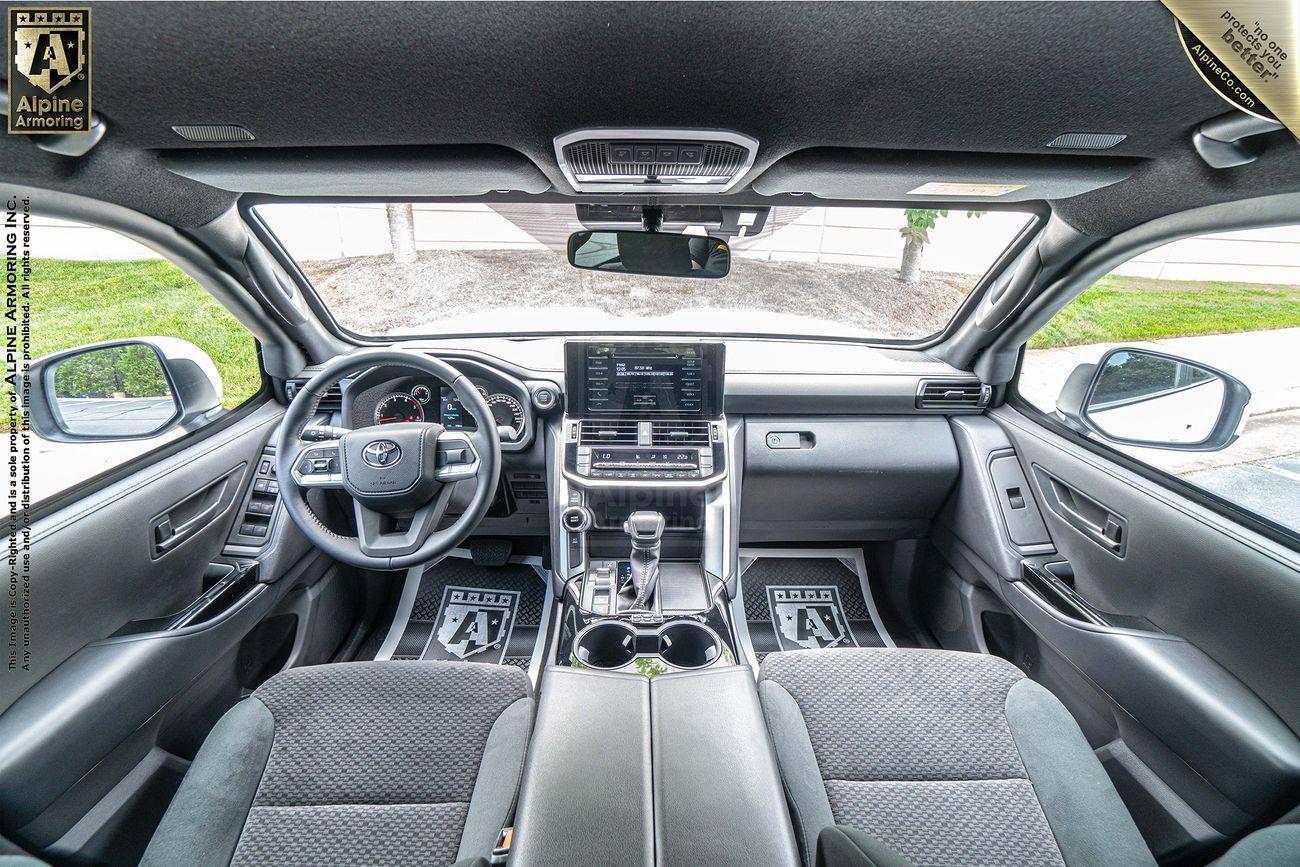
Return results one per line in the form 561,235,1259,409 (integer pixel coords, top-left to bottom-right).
141,661,533,867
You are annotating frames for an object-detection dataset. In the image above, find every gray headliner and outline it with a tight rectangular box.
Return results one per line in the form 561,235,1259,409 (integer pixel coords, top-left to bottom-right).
1,1,1297,236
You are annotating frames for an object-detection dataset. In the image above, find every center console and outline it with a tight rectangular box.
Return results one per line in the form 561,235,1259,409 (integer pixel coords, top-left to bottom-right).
548,340,740,675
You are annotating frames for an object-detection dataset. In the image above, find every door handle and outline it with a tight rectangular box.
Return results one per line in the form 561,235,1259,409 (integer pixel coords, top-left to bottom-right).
150,469,240,558
1031,466,1128,556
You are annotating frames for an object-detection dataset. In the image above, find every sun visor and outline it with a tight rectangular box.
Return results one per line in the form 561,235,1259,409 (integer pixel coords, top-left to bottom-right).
159,144,552,196
751,148,1140,203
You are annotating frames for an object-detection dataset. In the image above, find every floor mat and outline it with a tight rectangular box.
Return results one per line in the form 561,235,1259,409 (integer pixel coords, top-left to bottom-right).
377,554,549,671
738,550,893,664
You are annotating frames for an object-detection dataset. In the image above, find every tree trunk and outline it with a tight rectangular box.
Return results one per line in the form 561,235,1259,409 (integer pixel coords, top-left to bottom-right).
898,238,924,283
386,203,418,265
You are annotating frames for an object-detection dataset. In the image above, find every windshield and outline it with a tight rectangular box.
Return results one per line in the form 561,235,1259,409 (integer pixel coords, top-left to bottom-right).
256,203,1033,340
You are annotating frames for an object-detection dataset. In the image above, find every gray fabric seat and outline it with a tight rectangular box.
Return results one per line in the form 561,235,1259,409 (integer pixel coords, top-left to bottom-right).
758,648,1155,867
142,660,533,867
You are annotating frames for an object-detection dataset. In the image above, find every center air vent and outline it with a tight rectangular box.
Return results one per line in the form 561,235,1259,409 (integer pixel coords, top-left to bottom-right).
650,420,711,446
915,379,992,411
555,129,758,194
285,379,343,413
579,420,639,445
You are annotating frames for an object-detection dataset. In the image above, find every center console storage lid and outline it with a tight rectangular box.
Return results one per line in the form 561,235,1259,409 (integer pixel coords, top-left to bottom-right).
512,665,799,867
511,667,654,867
651,666,800,866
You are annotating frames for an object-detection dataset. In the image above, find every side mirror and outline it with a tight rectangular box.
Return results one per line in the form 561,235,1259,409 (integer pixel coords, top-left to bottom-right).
24,337,224,442
1055,347,1250,452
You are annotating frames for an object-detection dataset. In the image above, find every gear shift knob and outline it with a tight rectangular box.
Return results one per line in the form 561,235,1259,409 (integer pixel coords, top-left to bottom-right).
623,511,665,610
623,510,665,546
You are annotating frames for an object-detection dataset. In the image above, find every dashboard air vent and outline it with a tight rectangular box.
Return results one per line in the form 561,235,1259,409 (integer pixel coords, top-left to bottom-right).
915,379,991,411
650,420,711,446
285,379,343,413
579,420,639,445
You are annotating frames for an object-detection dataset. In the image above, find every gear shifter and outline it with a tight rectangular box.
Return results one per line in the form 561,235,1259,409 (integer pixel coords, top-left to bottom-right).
622,510,665,610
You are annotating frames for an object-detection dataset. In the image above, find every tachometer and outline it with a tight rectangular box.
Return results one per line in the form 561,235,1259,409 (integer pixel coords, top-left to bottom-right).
374,392,424,425
485,393,525,439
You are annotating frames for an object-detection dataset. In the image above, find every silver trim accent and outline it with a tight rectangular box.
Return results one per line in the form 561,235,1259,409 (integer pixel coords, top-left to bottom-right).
433,430,481,482
553,128,759,194
290,441,344,488
562,415,729,490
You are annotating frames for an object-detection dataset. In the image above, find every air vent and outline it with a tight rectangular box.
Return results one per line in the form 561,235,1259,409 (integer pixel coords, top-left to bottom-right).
171,123,256,142
555,129,758,194
579,420,639,445
1045,132,1126,150
915,379,991,411
650,420,711,446
508,473,547,504
285,379,343,413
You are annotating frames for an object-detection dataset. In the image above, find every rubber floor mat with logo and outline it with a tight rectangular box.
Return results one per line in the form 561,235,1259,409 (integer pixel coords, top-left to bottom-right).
743,555,887,661
391,558,545,668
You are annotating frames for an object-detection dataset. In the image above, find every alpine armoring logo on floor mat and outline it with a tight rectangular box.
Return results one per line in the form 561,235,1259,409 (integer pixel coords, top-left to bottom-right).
767,586,859,651
425,586,520,663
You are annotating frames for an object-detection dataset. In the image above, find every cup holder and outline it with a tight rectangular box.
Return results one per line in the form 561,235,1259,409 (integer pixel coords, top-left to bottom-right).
658,621,722,670
574,621,638,670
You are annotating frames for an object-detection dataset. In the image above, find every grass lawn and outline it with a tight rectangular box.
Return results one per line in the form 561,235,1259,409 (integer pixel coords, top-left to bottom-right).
7,258,261,409
1030,274,1300,349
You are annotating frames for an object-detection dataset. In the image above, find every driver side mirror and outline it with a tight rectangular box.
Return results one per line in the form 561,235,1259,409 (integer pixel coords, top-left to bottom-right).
1054,348,1251,452
24,337,224,442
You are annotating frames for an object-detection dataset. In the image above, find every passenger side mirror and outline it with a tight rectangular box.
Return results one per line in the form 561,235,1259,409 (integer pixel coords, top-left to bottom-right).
1055,348,1250,452
24,338,224,442
567,230,731,279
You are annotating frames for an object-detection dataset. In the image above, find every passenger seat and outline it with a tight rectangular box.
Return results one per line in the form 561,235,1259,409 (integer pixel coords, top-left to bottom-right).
758,648,1154,867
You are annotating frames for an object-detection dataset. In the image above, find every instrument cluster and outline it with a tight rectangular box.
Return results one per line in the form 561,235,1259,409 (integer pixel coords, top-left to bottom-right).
370,380,527,443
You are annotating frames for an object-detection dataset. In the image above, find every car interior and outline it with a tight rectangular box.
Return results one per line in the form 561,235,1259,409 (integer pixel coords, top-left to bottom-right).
2,3,1300,866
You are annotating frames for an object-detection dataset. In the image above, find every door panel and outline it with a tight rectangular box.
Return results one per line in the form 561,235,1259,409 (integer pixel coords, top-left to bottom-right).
994,406,1300,730
937,407,1300,859
0,402,287,855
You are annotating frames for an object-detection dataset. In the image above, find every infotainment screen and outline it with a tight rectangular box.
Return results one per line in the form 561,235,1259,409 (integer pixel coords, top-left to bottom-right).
565,342,724,417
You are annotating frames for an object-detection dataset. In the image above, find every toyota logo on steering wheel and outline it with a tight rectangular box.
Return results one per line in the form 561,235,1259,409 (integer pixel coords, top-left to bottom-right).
362,439,402,468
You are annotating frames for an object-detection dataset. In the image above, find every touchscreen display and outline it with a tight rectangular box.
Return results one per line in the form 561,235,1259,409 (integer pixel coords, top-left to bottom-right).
584,344,705,415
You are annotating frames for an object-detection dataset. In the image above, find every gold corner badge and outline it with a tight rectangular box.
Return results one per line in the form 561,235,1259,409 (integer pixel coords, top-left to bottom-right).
1163,1,1296,135
7,6,91,135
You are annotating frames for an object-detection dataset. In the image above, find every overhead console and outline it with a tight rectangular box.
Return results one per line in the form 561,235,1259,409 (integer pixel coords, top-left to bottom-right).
553,128,758,194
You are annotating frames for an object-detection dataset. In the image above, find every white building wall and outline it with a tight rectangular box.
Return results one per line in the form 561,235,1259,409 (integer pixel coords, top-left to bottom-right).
33,208,1300,286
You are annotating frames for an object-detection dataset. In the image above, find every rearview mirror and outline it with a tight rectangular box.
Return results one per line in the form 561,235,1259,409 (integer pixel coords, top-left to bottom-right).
24,337,224,442
567,231,730,279
1055,348,1250,451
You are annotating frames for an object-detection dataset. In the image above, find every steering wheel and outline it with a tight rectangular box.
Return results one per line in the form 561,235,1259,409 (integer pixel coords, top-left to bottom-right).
275,348,501,570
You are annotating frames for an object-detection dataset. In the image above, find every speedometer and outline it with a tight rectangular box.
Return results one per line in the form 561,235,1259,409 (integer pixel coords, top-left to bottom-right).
485,393,525,439
374,392,424,425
